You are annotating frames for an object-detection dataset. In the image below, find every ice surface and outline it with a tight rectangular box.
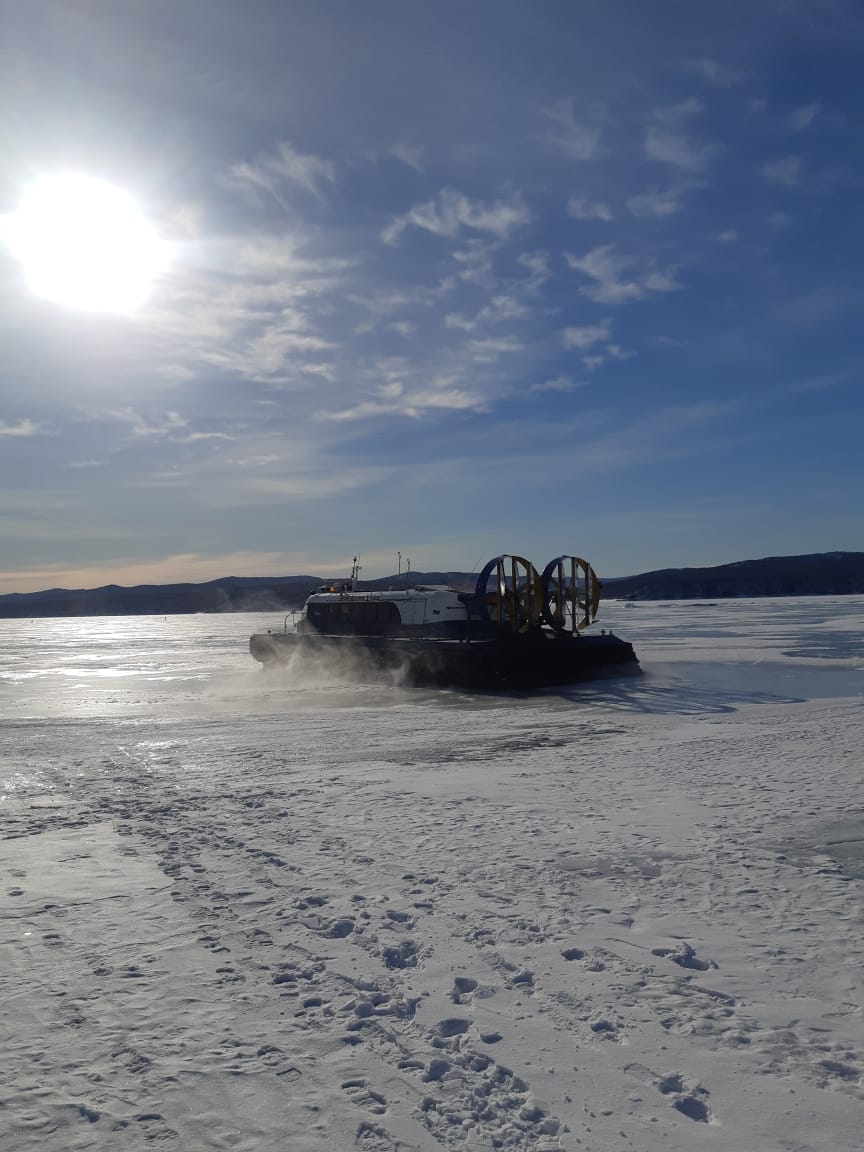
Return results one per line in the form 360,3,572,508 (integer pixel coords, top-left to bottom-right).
1,598,862,1150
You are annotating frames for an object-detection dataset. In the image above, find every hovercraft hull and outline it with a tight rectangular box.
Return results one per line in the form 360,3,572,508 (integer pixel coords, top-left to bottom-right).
249,629,638,690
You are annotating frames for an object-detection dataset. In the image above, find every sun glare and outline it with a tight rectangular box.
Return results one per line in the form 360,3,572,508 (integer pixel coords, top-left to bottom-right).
3,174,170,313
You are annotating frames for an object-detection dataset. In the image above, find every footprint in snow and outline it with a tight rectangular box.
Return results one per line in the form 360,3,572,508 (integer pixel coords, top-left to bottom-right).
450,976,478,1004
355,1120,399,1150
381,939,418,969
590,1017,624,1042
329,918,356,938
135,1112,179,1141
652,941,717,971
384,908,414,927
296,894,328,909
433,1018,470,1040
509,968,534,990
658,1072,712,1123
342,1079,387,1115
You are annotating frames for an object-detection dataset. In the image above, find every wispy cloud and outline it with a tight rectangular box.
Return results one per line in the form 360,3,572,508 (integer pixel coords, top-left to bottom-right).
541,99,602,161
761,156,802,185
107,408,189,438
626,187,685,218
645,100,717,172
445,295,528,333
567,196,614,221
561,319,612,350
577,341,633,373
227,141,335,203
346,283,449,337
787,104,820,132
146,234,348,386
606,343,635,361
348,290,425,316
686,58,746,88
323,383,488,422
787,367,863,395
535,400,740,477
565,245,683,304
180,431,235,443
382,188,530,244
388,142,424,171
0,419,42,437
209,324,335,382
104,410,231,445
245,467,392,496
467,336,523,362
530,374,586,393
449,238,501,287
516,251,552,292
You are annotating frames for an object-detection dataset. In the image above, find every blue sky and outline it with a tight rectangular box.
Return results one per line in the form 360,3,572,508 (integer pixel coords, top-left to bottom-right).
0,0,862,594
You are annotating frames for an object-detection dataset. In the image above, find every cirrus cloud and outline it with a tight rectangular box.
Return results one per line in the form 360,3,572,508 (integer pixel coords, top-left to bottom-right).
382,188,530,244
0,418,43,437
565,245,684,304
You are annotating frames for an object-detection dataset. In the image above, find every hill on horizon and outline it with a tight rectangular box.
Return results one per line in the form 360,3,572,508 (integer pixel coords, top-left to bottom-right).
602,551,864,600
0,552,863,618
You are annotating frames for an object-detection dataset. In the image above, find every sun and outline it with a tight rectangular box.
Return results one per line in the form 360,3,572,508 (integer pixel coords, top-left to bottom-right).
3,174,170,313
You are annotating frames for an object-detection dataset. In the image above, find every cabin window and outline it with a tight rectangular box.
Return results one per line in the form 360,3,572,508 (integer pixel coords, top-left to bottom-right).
306,600,401,635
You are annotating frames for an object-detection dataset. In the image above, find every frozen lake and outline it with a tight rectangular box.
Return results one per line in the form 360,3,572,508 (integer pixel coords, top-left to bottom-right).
1,597,862,1151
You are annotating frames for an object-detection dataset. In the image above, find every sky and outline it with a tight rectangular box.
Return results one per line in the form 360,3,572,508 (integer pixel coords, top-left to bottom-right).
0,0,862,595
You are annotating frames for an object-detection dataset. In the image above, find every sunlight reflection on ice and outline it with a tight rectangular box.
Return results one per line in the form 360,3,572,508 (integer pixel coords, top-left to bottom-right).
0,598,861,723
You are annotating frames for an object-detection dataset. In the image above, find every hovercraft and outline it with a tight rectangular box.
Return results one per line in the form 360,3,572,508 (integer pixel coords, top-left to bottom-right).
249,553,638,690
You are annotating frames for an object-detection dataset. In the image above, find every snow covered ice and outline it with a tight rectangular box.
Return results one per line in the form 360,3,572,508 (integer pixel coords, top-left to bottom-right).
1,597,862,1151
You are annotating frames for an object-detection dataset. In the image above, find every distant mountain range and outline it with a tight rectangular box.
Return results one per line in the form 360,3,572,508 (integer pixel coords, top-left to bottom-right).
1,552,862,618
601,551,864,601
0,575,322,619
